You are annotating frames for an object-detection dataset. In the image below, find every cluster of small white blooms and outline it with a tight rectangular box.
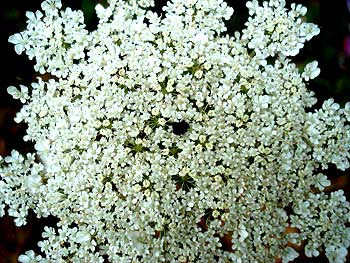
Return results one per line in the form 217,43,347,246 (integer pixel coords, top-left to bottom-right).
1,0,350,262
306,98,350,171
243,0,320,59
290,191,350,262
0,150,46,226
8,0,90,77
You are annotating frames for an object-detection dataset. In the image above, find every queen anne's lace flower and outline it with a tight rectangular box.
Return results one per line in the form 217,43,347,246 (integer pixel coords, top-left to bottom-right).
1,0,350,262
302,61,320,81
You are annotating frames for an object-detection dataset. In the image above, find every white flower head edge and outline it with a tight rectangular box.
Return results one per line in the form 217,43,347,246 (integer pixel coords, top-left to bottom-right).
2,0,350,262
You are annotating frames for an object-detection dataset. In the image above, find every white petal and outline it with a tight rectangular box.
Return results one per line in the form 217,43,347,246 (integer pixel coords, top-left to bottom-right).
7,86,19,97
19,85,29,94
8,33,22,45
76,230,90,243
14,44,24,55
25,11,35,21
18,255,31,263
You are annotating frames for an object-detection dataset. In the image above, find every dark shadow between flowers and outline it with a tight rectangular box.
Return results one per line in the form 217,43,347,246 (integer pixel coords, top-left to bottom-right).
171,120,190,135
148,0,168,17
0,211,59,262
224,0,248,37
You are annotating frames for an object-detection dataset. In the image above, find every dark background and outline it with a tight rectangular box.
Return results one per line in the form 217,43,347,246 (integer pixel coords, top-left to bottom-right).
0,0,349,262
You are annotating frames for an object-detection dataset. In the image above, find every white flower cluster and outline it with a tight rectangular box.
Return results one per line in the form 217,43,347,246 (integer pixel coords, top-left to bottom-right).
1,0,350,262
